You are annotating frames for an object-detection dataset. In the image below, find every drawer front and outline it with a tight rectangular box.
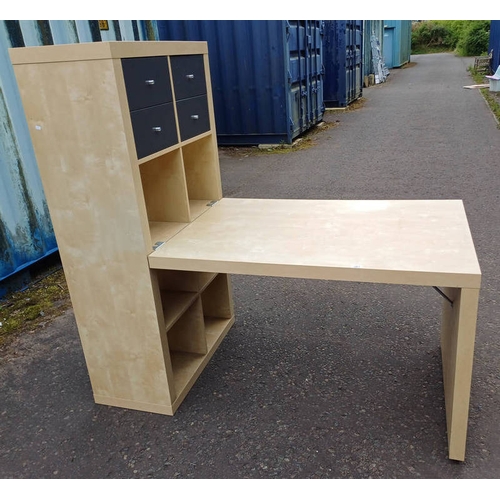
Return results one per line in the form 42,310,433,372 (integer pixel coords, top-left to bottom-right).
130,103,178,159
176,95,210,142
122,57,173,111
170,55,207,100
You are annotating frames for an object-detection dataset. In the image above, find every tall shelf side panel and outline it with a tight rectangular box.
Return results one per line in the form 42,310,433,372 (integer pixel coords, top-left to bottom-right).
12,54,175,411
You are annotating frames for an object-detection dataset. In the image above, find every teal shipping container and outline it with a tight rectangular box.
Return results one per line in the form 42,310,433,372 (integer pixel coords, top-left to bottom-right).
383,20,412,69
0,20,158,295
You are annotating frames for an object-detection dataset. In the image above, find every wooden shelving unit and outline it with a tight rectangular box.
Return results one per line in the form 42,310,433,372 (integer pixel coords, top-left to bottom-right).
9,41,234,415
9,40,483,461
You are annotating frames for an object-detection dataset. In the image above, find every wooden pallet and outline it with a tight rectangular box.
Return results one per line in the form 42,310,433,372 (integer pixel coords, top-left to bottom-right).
474,53,492,74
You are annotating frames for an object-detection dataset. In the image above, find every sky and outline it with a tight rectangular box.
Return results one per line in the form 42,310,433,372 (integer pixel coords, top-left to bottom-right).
3,3,498,22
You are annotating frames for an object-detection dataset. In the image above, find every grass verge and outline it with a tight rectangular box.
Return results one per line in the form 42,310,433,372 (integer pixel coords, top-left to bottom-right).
468,66,500,127
0,267,71,350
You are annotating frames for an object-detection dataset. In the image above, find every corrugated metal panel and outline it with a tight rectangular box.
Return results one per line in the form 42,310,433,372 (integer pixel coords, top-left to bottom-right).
287,21,324,138
0,22,57,289
383,20,412,69
156,20,324,145
323,21,363,108
489,20,500,73
363,20,384,78
0,20,158,291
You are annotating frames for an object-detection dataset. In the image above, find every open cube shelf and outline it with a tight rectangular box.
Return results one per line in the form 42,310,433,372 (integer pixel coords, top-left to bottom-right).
156,270,234,404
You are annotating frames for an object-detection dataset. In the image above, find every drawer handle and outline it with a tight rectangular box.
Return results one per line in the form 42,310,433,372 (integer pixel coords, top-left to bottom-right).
145,79,155,85
152,127,162,132
190,115,199,120
186,74,195,80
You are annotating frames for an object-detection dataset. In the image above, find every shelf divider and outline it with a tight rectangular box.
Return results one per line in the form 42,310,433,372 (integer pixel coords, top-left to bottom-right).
161,291,198,330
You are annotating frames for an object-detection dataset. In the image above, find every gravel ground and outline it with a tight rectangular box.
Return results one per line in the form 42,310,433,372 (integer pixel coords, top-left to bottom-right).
1,53,499,484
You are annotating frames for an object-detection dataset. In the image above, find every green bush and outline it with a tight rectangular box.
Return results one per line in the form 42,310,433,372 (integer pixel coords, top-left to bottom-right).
439,20,467,48
456,20,491,56
412,21,449,48
411,20,490,56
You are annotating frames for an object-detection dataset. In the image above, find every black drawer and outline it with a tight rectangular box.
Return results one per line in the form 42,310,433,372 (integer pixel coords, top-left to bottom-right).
170,55,207,100
122,57,173,111
176,95,210,142
130,103,178,159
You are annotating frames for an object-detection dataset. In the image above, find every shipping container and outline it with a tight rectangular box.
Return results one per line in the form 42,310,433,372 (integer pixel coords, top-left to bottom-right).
489,20,500,74
383,20,412,69
157,20,324,145
0,20,158,294
323,20,363,107
363,20,384,79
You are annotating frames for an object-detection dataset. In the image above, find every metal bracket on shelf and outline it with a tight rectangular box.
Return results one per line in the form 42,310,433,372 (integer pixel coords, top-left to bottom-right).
206,200,218,207
433,286,454,307
152,241,165,251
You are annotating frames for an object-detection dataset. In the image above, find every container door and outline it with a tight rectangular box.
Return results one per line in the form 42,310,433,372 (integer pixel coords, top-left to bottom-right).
347,21,363,104
323,20,363,108
322,20,346,107
286,20,324,140
344,21,356,106
383,27,394,69
305,21,324,127
287,21,307,139
354,21,363,100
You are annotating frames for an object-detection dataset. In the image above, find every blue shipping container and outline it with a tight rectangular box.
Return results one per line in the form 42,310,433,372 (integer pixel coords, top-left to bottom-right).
323,20,363,108
489,20,500,73
0,20,158,294
157,20,324,145
383,20,412,69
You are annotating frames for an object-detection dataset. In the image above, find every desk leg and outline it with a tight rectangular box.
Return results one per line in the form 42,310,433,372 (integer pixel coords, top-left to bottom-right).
440,287,479,461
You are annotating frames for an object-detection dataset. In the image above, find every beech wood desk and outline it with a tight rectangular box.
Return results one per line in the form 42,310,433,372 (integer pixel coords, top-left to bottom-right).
11,42,480,462
149,198,481,461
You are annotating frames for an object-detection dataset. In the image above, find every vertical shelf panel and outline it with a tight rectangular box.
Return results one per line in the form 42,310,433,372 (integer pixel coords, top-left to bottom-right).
167,297,207,354
182,134,222,206
10,49,174,412
201,273,234,319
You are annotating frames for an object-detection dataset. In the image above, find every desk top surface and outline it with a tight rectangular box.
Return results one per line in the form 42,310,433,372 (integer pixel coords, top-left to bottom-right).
148,198,481,288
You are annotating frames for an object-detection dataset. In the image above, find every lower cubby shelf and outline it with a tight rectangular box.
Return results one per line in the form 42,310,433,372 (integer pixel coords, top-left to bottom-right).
153,270,235,407
170,316,234,407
